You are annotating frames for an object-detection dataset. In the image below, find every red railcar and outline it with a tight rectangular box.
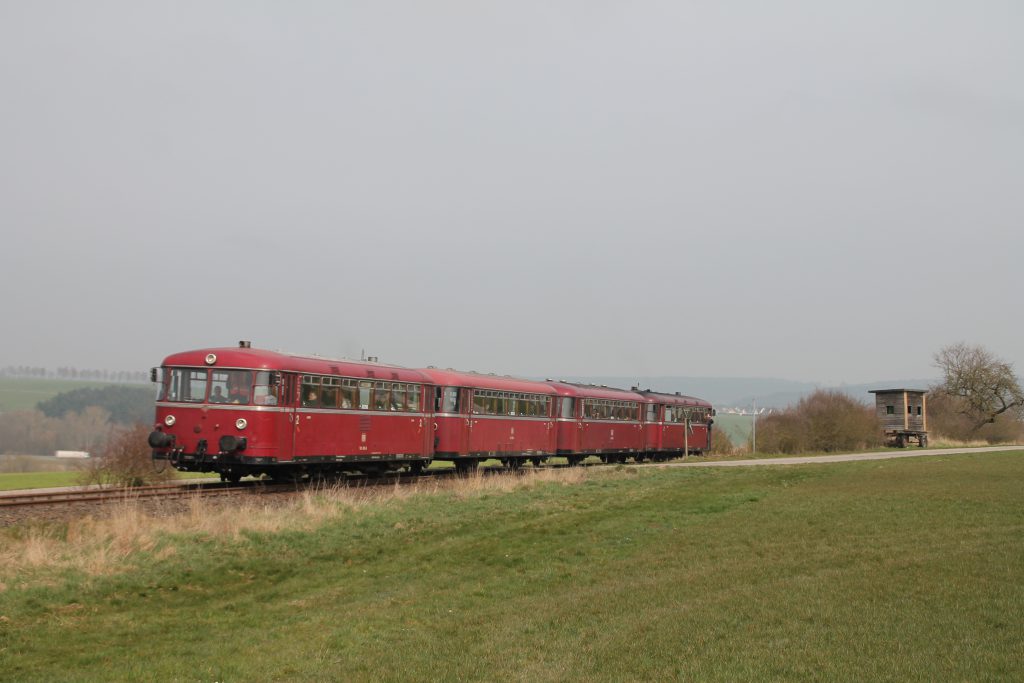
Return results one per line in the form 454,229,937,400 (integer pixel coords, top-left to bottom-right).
418,369,557,472
544,382,646,464
638,390,714,458
149,345,433,480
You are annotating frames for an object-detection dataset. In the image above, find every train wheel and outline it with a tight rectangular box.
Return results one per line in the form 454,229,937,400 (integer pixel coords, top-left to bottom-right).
221,471,242,484
530,457,543,468
410,461,431,475
567,456,583,467
506,458,523,470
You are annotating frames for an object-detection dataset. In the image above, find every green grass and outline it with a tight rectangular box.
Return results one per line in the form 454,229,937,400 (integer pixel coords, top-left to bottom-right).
2,453,1023,681
715,412,753,444
0,377,122,412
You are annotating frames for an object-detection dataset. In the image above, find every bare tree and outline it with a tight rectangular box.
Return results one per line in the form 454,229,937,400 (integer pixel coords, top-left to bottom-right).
933,343,1024,432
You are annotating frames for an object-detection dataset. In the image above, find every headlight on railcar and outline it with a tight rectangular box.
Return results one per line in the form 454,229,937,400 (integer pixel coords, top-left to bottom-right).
164,415,176,426
235,418,247,430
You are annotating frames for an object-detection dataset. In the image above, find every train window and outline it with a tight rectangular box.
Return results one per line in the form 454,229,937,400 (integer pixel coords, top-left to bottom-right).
166,368,208,403
155,368,168,401
391,385,407,411
523,397,537,417
646,404,657,422
301,376,321,407
209,372,230,403
441,387,459,413
472,392,485,414
321,377,340,408
373,382,391,411
408,385,421,412
252,371,279,406
560,397,574,419
358,381,372,410
205,370,250,405
340,379,357,409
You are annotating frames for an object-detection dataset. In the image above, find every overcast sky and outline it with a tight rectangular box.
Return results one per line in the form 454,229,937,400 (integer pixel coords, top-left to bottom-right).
1,2,1021,384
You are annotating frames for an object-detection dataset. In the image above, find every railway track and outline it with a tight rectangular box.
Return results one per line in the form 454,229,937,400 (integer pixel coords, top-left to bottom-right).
0,480,254,508
0,460,604,513
0,467,462,511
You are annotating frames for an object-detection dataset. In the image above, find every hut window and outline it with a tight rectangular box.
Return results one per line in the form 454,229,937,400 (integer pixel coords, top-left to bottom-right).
907,405,913,414
886,405,894,415
917,406,922,415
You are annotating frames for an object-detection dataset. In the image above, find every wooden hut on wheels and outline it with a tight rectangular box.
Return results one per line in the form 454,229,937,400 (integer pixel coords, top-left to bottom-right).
869,388,928,448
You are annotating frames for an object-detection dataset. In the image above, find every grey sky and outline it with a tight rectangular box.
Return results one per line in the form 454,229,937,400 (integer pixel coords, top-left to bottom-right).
1,2,1021,383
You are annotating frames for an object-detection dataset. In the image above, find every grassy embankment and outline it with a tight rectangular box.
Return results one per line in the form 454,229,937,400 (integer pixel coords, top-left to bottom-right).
1,451,1022,681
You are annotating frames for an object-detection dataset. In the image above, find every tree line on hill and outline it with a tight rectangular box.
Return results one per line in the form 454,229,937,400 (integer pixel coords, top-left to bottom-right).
0,366,148,383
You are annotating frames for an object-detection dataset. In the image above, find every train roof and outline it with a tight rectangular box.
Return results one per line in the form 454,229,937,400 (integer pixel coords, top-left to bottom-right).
159,347,431,383
417,368,557,395
544,381,646,402
637,389,712,407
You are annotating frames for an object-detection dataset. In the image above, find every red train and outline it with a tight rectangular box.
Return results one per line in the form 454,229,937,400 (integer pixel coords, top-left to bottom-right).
148,343,714,481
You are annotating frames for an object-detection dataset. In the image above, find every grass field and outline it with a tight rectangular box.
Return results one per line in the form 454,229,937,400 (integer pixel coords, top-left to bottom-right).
714,412,753,444
1,452,1022,681
0,377,124,413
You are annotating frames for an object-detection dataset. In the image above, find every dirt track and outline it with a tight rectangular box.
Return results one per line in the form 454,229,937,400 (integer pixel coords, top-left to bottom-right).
664,445,1024,468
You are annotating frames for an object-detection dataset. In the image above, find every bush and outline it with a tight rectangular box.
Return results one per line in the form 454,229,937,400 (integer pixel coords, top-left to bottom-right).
753,390,882,454
79,423,174,487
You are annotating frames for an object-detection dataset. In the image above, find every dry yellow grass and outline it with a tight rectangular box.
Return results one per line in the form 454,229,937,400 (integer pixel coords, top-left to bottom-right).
926,434,996,448
0,467,589,581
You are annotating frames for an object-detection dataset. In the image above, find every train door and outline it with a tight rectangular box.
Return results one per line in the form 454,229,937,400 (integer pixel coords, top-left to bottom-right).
283,373,299,461
459,388,472,453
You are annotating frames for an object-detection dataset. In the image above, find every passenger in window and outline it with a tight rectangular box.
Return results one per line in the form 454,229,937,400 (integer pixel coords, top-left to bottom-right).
229,380,249,404
341,396,352,409
210,386,227,403
306,390,318,403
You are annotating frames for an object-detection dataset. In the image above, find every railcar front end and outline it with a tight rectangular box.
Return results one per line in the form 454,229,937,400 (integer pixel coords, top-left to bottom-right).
149,345,433,481
149,359,288,482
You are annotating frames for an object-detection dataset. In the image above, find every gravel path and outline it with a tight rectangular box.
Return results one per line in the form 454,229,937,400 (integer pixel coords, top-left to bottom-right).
662,445,1024,468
